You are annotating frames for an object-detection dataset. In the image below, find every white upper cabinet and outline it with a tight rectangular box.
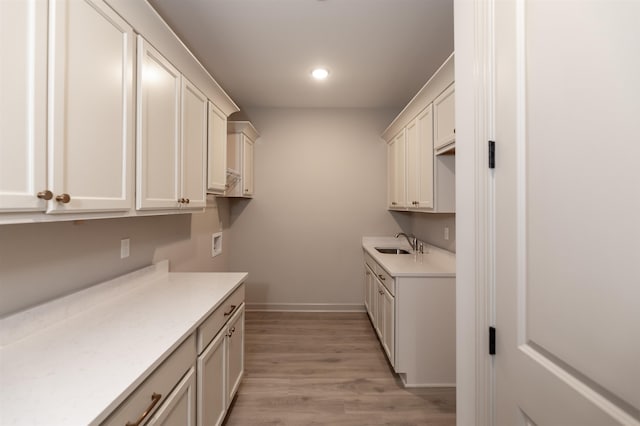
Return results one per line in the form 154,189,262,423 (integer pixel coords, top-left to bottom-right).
0,0,47,212
48,0,134,213
180,78,207,209
406,105,434,210
1,0,134,215
207,102,228,194
137,36,205,210
388,130,407,209
433,83,455,151
224,122,258,198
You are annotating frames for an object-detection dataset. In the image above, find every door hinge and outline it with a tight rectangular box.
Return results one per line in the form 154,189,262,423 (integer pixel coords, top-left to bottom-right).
489,326,496,355
488,141,496,169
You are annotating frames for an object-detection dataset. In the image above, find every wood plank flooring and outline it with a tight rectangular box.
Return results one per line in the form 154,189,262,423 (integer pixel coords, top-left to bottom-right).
223,312,455,426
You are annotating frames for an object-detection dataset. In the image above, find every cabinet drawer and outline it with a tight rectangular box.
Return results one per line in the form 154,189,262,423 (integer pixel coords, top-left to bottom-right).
102,334,196,426
364,251,377,274
376,268,395,296
197,284,245,354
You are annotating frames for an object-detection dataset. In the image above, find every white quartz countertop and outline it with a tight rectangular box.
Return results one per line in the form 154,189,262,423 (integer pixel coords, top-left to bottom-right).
0,261,247,426
362,236,455,277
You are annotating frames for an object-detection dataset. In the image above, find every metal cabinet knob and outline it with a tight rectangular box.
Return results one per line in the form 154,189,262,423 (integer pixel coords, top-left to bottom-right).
55,193,71,203
185,198,190,204
37,190,53,200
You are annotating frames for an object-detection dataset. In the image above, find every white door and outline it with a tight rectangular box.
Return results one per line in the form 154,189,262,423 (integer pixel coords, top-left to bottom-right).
494,1,640,424
180,77,207,208
207,102,228,194
48,0,134,213
0,0,47,212
136,36,181,210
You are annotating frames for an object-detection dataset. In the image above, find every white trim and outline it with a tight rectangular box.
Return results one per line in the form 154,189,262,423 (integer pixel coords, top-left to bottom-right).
455,0,494,424
245,303,365,313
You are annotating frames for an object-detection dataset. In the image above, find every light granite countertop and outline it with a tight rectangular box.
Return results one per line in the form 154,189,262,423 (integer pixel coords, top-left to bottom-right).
362,236,456,277
0,261,247,426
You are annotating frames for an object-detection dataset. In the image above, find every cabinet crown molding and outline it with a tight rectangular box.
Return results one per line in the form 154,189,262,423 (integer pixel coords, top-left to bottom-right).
228,121,260,141
382,53,455,142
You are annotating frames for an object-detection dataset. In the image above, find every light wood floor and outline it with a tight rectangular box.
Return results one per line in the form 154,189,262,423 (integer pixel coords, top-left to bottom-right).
223,311,456,426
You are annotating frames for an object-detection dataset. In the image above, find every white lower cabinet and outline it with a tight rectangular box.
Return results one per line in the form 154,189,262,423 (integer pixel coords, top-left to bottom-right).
197,292,245,426
363,251,455,387
364,260,395,366
148,367,197,426
103,286,245,426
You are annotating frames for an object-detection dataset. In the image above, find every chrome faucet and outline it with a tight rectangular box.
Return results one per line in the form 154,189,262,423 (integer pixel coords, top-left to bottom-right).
395,232,417,251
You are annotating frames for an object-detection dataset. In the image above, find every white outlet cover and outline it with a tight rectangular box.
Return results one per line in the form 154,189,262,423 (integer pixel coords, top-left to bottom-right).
444,227,450,241
212,232,222,258
120,238,130,259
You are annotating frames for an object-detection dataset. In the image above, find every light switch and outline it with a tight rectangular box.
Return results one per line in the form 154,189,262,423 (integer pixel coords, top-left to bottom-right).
120,238,130,259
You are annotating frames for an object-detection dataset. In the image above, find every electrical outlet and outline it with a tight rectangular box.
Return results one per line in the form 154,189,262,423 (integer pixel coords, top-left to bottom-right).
120,238,130,259
444,227,450,241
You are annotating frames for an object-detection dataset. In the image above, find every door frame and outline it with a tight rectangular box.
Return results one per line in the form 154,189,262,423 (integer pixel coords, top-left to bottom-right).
454,0,495,424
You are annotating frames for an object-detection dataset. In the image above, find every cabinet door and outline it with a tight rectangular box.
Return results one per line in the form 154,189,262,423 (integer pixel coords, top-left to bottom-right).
380,285,395,365
136,36,181,210
226,304,245,403
415,105,434,208
364,267,372,317
405,118,419,208
0,0,47,212
48,0,134,213
374,280,384,339
181,78,207,209
207,102,227,194
148,367,196,426
433,84,455,150
197,329,227,426
242,137,254,197
388,130,407,209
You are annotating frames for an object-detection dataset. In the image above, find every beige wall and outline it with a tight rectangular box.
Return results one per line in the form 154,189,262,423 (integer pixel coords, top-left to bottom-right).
226,108,411,309
0,196,230,317
409,212,456,253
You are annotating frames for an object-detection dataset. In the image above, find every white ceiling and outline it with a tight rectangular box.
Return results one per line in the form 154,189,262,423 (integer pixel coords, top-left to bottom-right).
147,0,454,110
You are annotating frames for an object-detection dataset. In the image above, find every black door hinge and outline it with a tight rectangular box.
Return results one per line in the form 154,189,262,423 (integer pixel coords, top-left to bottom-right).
488,141,496,169
489,326,496,355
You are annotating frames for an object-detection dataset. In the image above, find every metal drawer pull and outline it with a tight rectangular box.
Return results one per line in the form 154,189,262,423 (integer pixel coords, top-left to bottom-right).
37,190,53,200
126,392,162,426
55,193,71,203
378,274,386,281
223,304,237,316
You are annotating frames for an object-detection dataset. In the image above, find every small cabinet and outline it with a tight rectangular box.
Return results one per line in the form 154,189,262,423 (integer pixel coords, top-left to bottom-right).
433,83,455,152
207,102,228,194
136,36,206,210
224,122,259,198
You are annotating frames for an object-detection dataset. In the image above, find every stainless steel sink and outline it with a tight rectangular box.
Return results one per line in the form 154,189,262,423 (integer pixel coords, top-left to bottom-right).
375,247,411,254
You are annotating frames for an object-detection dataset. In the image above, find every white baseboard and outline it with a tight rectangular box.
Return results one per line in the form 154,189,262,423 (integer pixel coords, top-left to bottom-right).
245,303,365,313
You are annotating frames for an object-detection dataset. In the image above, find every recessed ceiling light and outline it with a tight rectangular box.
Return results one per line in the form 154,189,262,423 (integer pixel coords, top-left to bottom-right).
311,68,329,80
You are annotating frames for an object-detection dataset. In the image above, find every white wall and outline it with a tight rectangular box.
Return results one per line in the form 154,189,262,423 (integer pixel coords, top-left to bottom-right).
227,108,410,310
0,196,230,317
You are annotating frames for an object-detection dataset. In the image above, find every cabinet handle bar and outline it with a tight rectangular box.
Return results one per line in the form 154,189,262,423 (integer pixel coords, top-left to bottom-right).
223,304,237,316
125,392,162,426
